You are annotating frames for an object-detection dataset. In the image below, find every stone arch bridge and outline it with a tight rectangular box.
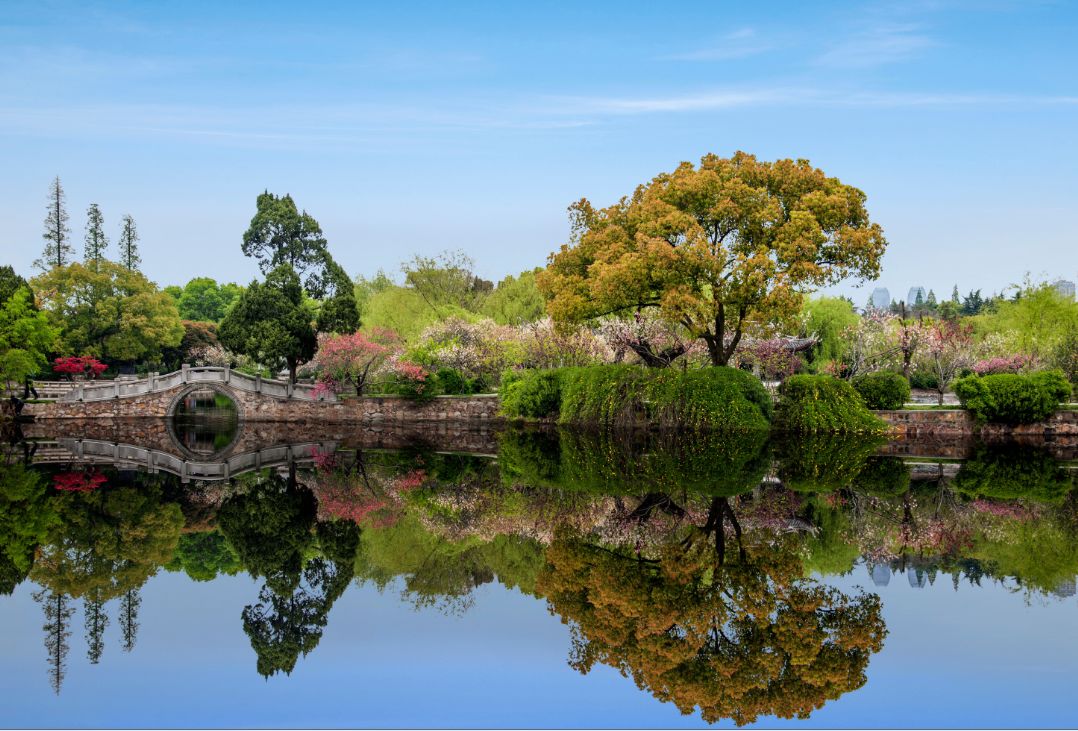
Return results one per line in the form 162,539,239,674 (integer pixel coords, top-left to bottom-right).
30,365,337,420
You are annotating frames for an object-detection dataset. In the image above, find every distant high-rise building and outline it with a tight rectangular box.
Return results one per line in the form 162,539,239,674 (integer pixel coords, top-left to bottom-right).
1053,279,1076,300
907,286,927,307
870,287,890,310
868,563,891,587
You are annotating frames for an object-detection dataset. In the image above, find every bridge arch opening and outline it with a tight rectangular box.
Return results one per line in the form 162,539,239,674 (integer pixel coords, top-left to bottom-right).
167,384,244,460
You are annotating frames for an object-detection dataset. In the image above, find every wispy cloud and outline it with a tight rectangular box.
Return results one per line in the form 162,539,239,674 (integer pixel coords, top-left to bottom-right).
663,28,776,61
816,22,937,68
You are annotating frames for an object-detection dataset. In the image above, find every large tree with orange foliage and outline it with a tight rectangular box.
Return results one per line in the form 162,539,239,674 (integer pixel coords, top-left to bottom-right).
538,152,887,365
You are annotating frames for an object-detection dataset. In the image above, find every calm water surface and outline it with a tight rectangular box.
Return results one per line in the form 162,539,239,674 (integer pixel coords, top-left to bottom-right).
1,416,1077,728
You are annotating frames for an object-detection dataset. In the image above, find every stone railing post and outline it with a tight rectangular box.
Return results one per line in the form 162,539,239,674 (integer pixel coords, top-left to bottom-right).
224,366,231,384
149,372,157,392
255,375,262,393
114,381,121,399
286,382,294,398
76,383,84,402
181,363,190,384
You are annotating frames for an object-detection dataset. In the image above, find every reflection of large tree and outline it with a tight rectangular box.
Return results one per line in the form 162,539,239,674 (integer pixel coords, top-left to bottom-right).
221,473,361,677
536,500,886,726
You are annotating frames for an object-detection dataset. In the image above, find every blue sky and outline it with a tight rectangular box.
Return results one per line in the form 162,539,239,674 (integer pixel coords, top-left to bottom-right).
1,0,1076,301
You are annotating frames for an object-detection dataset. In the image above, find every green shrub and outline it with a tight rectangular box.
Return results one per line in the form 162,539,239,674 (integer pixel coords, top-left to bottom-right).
852,371,911,410
499,369,563,419
774,375,886,433
908,371,939,390
557,365,772,430
433,367,470,395
953,370,1071,424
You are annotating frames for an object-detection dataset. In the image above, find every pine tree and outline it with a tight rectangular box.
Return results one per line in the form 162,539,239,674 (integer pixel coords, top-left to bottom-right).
34,176,73,271
119,588,141,653
84,203,109,267
927,289,937,307
117,214,140,271
33,589,73,695
84,592,109,664
950,285,960,304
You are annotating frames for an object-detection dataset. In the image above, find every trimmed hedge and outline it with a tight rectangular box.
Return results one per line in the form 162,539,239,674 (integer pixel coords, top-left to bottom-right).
852,371,911,410
774,375,887,433
953,370,1071,424
499,365,772,430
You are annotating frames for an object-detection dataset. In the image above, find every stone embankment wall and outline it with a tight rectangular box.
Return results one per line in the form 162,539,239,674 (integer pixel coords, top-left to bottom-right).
24,392,501,425
876,409,1078,438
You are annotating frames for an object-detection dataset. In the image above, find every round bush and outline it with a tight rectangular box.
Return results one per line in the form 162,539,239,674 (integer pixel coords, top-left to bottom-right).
852,371,911,410
953,369,1072,424
774,375,886,433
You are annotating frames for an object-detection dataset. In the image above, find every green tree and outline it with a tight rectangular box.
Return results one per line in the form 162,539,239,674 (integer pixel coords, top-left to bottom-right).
976,278,1078,360
0,266,32,305
362,285,479,342
801,296,859,364
241,191,333,297
177,277,227,322
218,265,317,383
31,261,184,363
538,152,887,365
83,203,109,268
402,250,492,315
0,287,60,390
315,258,360,334
34,176,73,271
353,270,395,319
481,268,546,325
117,214,140,271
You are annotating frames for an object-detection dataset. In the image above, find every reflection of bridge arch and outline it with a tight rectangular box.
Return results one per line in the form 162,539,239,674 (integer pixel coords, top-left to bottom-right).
48,438,336,482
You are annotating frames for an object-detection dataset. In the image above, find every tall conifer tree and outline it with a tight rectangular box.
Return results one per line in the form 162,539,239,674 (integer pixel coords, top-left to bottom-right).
35,176,73,271
117,214,140,271
83,203,109,267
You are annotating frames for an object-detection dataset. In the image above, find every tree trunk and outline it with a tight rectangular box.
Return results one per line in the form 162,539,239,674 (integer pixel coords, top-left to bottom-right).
288,358,297,385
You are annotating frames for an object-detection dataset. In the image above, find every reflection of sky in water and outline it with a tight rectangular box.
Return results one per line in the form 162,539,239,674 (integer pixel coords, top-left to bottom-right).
2,566,1077,728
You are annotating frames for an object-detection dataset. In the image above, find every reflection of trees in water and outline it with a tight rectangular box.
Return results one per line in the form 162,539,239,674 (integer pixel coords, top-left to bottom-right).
218,470,360,676
536,499,886,726
3,430,1078,706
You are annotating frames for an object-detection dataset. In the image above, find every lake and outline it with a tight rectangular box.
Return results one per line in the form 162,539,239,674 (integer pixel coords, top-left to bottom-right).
1,415,1076,728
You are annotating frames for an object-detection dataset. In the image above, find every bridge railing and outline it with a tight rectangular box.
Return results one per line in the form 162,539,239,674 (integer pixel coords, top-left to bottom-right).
59,365,337,403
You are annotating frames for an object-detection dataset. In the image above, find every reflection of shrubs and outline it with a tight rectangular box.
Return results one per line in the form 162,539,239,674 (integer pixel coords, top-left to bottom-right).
774,375,886,433
851,457,911,497
852,372,910,410
498,427,770,497
952,445,1074,502
954,370,1071,424
775,433,886,492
